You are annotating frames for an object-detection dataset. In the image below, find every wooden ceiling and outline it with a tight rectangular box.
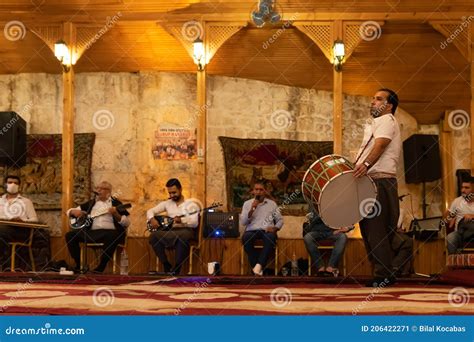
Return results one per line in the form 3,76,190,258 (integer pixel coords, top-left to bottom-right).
0,0,472,124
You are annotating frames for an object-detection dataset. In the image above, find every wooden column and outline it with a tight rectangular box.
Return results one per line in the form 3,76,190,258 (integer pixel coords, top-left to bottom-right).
471,24,474,176
439,117,456,210
196,69,207,204
160,22,246,205
61,22,75,235
332,21,343,154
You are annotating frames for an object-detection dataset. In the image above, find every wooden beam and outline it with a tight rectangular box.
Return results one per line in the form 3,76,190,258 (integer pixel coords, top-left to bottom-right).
28,22,112,234
439,116,456,210
430,20,471,61
196,69,206,205
471,23,474,176
61,22,75,237
333,20,343,154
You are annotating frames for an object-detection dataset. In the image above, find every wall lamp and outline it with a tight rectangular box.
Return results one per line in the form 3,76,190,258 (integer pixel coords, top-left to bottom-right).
193,37,205,71
54,40,72,72
333,39,345,72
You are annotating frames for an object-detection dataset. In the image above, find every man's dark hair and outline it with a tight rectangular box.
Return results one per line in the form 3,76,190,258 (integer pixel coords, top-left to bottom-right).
461,176,474,185
253,180,266,189
5,175,20,185
379,88,399,114
166,178,182,189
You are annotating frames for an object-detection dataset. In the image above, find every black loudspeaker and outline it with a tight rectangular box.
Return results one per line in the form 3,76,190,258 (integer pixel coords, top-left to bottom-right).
403,134,441,184
409,217,442,241
0,112,27,167
203,211,240,238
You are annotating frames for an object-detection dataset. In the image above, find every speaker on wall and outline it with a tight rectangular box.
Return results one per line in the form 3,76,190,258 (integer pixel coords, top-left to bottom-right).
0,112,27,167
403,134,441,184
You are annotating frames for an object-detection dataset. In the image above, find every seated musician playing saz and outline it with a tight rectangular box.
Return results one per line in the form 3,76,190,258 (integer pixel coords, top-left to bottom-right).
65,181,130,273
0,175,38,270
147,178,199,275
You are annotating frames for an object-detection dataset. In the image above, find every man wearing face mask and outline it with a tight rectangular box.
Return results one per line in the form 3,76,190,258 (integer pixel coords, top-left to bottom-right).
148,178,199,275
241,181,283,276
65,181,130,273
353,88,401,287
0,175,38,269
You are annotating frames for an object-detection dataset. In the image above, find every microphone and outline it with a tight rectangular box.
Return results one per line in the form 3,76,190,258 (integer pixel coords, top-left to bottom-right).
92,191,99,196
398,194,409,201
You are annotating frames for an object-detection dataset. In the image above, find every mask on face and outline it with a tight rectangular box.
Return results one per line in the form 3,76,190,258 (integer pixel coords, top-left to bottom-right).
6,183,19,194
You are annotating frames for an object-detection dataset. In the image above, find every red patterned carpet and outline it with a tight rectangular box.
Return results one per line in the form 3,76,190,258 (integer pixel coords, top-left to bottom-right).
0,273,472,315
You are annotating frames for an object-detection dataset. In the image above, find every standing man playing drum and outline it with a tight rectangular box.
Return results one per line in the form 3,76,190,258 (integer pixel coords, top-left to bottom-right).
353,88,401,287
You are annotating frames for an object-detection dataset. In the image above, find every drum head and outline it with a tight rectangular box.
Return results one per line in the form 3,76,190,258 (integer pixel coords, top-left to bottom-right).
319,171,377,228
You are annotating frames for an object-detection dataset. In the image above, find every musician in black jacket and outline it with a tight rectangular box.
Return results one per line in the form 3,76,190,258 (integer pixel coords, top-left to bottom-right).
65,181,130,273
147,178,199,275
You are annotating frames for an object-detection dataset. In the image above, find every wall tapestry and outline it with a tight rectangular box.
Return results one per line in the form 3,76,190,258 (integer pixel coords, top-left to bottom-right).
219,137,333,215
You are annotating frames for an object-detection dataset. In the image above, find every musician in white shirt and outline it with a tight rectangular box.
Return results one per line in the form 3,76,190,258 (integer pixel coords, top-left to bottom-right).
65,181,130,273
0,175,38,270
445,178,474,254
147,178,199,275
353,88,401,287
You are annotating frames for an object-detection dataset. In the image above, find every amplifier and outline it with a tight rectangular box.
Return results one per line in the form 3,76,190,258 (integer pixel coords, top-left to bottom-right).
409,217,441,241
203,211,240,238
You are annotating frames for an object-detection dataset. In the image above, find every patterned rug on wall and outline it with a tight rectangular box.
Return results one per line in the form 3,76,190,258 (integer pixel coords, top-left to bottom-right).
0,133,95,209
219,137,333,215
0,278,471,315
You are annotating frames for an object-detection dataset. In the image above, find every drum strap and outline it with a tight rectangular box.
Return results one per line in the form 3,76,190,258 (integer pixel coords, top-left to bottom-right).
354,134,373,165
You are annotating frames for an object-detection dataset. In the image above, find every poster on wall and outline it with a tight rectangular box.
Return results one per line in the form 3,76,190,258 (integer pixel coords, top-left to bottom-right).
152,126,197,160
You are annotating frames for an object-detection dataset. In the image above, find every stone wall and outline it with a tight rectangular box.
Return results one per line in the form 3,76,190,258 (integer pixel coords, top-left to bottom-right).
0,72,467,239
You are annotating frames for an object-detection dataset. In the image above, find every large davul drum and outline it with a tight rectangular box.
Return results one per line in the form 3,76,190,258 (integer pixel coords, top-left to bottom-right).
301,154,377,228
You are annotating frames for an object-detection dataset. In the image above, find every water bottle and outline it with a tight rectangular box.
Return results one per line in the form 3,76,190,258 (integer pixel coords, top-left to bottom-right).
120,249,129,275
291,252,298,277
